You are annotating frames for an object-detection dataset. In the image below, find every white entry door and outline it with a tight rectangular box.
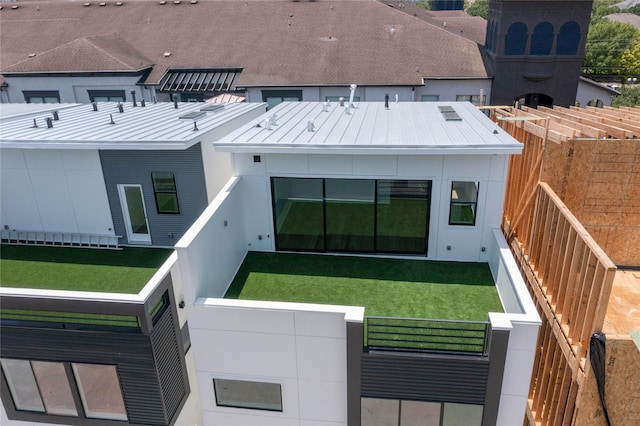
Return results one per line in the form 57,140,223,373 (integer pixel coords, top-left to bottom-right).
117,184,151,244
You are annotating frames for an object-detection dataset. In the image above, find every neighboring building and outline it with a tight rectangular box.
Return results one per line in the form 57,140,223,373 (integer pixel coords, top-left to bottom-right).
0,0,597,109
0,101,266,247
173,101,541,425
485,0,593,107
575,76,621,107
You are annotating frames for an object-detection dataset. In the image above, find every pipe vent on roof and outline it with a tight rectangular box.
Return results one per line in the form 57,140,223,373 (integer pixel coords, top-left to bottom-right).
438,105,462,121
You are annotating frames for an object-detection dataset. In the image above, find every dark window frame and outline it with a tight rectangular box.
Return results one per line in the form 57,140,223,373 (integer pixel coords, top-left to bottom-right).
213,378,283,412
262,90,302,110
1,358,128,422
448,181,479,226
22,90,60,104
87,90,126,102
505,22,528,56
151,172,180,215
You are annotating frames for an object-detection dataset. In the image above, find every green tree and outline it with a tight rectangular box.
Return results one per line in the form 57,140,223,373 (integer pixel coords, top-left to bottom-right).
466,0,488,19
612,85,640,106
619,41,640,79
583,20,640,79
627,4,640,15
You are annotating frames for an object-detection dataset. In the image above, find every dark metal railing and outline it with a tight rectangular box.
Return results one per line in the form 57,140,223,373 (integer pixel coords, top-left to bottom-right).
364,316,490,355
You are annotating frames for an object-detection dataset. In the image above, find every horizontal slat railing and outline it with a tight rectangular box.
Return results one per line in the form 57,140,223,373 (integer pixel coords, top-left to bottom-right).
365,316,490,355
1,229,120,249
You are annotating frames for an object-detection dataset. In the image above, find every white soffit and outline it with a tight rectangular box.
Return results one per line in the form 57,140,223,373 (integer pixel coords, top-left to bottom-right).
214,101,524,155
0,102,267,150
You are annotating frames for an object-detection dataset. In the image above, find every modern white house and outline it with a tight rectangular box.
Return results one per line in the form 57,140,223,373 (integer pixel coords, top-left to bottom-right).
0,101,266,248
173,101,542,425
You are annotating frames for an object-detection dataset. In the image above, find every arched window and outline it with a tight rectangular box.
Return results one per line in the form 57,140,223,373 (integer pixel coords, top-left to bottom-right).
505,22,528,55
557,21,580,55
531,22,554,55
587,99,604,108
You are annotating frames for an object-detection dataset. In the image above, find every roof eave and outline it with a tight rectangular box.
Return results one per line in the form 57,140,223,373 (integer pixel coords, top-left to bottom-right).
213,144,523,155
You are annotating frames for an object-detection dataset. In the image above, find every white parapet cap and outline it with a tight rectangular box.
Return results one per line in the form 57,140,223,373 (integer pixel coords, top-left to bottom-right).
0,102,266,150
213,101,523,155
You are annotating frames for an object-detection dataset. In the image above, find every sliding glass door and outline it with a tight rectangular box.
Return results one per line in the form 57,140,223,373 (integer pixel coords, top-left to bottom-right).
376,180,431,254
272,178,431,255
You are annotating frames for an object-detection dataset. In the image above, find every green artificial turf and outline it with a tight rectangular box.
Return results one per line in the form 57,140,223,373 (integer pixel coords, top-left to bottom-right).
0,245,172,293
225,252,503,320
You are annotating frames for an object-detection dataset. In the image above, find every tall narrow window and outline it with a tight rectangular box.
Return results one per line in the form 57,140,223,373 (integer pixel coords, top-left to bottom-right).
214,379,283,412
505,22,528,55
152,172,180,214
449,181,479,226
72,363,128,421
556,21,580,55
1,359,45,413
531,22,554,55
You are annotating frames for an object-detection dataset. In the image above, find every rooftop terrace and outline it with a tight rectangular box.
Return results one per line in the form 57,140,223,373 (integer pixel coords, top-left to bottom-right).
0,245,172,294
224,252,503,321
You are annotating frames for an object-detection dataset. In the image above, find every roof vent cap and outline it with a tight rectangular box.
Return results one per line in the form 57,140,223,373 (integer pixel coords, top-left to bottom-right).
163,52,171,57
83,2,91,6
28,53,36,58
115,1,123,5
99,2,106,6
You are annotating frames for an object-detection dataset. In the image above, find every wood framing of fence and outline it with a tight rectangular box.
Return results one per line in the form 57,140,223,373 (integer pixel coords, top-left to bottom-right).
485,106,629,426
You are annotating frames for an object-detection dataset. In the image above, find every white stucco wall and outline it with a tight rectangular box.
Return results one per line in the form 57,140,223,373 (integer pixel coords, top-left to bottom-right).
488,229,541,425
187,299,362,426
0,148,114,235
230,152,509,262
575,80,616,107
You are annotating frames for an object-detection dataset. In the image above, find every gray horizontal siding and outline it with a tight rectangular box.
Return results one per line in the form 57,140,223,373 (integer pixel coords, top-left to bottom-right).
99,144,207,247
361,351,489,405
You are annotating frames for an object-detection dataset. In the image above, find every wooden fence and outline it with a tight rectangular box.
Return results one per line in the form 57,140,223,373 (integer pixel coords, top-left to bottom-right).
489,108,618,425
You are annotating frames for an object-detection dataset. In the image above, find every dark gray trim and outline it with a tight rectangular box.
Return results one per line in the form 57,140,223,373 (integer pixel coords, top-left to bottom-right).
0,273,189,426
481,326,510,426
346,321,363,426
361,351,489,405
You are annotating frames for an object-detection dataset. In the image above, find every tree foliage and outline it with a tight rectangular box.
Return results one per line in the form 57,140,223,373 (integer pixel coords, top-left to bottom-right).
466,0,488,19
612,85,640,106
583,19,640,79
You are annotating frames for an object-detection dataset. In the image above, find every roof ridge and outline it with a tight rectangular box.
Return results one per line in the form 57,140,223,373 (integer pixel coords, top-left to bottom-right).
84,33,140,69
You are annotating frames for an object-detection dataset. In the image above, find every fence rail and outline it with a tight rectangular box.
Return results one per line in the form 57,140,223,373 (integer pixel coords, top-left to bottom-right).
364,316,490,355
1,229,120,249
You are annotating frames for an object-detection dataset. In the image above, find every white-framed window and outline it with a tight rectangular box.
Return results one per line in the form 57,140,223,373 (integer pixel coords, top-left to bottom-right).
213,378,283,412
449,181,479,226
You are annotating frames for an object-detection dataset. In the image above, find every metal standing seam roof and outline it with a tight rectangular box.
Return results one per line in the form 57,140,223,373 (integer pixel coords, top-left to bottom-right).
0,102,267,150
213,101,523,155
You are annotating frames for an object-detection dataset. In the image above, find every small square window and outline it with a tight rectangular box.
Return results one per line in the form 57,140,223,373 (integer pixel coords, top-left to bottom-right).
213,378,283,412
449,181,479,226
253,155,262,163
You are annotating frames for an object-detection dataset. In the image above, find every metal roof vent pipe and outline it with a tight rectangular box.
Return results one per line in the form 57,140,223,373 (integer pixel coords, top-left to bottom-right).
270,113,277,126
173,94,179,109
349,84,357,108
345,105,351,115
307,119,315,132
322,101,329,112
45,117,53,128
31,119,38,128
385,94,389,110
141,98,146,107
131,90,137,107
117,102,124,113
92,102,98,111
52,111,59,121
264,117,272,130
339,96,345,107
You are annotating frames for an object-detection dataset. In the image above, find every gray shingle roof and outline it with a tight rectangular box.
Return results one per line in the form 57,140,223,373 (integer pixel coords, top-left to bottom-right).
0,0,490,86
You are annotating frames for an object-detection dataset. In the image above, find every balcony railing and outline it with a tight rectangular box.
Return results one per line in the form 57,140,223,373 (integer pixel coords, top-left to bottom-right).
364,316,490,355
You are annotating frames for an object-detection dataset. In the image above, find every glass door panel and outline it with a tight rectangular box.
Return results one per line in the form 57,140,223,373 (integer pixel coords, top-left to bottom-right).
118,184,151,244
376,180,431,254
272,178,324,251
325,179,375,252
